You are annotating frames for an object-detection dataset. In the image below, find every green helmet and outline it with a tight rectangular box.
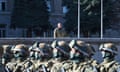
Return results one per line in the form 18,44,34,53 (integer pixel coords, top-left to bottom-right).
57,41,70,55
69,40,93,57
38,43,52,56
51,40,70,58
69,40,85,48
99,43,117,55
12,44,29,57
51,40,70,54
30,42,52,60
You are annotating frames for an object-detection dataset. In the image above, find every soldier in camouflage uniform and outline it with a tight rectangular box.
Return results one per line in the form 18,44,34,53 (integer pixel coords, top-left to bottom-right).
61,40,98,72
99,43,120,72
29,42,52,72
6,44,35,72
50,40,71,72
0,45,9,72
2,45,14,65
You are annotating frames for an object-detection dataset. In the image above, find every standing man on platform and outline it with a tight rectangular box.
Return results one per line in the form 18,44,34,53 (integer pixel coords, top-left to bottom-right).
54,22,67,38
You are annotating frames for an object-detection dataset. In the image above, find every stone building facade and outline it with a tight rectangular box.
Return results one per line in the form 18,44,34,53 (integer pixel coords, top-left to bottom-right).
0,0,120,37
0,0,65,37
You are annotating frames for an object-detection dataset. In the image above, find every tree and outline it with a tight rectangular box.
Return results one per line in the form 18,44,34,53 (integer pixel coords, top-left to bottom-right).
63,0,101,37
103,0,120,30
11,0,51,37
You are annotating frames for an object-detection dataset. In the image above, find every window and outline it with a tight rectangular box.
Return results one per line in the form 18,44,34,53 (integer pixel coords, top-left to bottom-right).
0,29,6,37
0,24,6,37
2,2,5,11
0,1,6,11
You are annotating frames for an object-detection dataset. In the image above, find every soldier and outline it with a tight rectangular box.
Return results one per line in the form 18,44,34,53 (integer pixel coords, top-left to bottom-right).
50,40,71,72
2,45,14,65
54,22,67,38
29,42,52,72
0,45,9,72
99,43,120,72
62,40,98,72
6,44,35,72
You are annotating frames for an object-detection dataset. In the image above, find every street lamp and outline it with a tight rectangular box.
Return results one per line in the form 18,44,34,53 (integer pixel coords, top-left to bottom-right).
78,0,80,38
101,0,103,39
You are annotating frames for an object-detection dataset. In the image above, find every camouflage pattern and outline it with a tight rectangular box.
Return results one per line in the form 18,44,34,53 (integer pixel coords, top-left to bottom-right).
62,40,99,72
99,60,120,72
2,45,14,65
6,44,35,72
1,41,120,72
99,43,120,72
50,40,71,72
29,42,52,72
0,45,9,72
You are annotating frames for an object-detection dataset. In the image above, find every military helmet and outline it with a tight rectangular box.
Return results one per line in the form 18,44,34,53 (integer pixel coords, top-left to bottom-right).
31,43,47,51
38,43,51,55
30,42,52,60
69,40,85,48
51,40,70,56
13,44,28,51
57,41,70,54
12,44,29,57
99,43,118,55
69,40,92,57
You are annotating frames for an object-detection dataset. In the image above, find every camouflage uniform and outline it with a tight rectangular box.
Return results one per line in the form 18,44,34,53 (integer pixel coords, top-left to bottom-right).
6,44,35,72
50,40,71,72
0,45,8,72
2,45,14,65
61,40,98,72
29,42,52,72
99,43,120,72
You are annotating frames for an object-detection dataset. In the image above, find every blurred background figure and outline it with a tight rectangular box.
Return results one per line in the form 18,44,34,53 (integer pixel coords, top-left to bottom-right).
54,22,67,38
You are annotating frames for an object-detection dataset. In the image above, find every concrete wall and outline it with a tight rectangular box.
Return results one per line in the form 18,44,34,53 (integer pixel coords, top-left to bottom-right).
0,38,120,63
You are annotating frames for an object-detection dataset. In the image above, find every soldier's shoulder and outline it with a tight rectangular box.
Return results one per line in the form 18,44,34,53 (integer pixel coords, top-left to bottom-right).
54,28,59,31
100,60,119,68
62,60,73,69
6,62,16,66
89,59,98,66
